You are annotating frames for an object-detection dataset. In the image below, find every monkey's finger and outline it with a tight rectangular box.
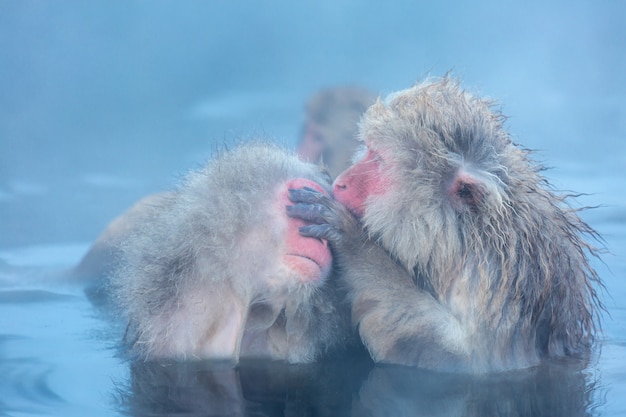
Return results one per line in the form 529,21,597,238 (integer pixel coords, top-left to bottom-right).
286,204,331,224
288,188,330,205
299,224,342,243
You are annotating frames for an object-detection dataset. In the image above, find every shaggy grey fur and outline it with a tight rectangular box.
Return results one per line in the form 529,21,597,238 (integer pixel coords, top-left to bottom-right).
110,143,352,363
288,77,603,372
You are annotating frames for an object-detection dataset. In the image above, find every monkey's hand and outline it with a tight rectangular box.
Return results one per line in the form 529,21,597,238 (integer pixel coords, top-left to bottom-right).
286,186,363,253
288,186,413,291
287,186,405,292
288,187,471,370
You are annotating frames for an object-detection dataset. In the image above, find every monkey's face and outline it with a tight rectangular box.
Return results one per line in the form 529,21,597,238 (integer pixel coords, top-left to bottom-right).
297,122,325,164
276,178,333,284
331,146,392,218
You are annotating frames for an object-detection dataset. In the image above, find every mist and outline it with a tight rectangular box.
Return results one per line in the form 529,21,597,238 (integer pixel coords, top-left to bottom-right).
1,1,624,249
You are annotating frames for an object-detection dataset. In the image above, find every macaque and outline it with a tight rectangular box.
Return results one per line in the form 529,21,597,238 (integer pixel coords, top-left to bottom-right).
298,86,376,178
109,144,352,362
288,77,603,372
74,87,375,282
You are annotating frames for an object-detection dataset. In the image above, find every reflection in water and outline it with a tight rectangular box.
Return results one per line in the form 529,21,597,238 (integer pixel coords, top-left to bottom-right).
355,361,599,417
119,352,371,417
118,354,599,417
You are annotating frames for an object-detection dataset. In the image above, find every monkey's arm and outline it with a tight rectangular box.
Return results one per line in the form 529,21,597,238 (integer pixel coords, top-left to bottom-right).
288,188,470,370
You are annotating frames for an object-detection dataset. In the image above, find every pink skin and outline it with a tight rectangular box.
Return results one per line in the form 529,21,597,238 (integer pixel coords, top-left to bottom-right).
279,178,332,282
332,149,388,218
297,123,324,163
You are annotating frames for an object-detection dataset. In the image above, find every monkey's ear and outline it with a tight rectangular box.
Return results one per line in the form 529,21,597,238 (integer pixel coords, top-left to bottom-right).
448,169,487,212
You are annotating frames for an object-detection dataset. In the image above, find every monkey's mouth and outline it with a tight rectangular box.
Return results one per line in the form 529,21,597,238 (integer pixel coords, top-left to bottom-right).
286,253,323,270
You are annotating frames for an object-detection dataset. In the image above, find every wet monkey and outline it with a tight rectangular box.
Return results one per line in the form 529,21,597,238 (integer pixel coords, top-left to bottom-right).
289,77,603,372
107,144,352,362
74,87,375,282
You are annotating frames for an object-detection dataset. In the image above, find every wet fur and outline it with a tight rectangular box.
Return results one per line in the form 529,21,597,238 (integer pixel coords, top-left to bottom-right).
111,143,352,363
289,77,603,372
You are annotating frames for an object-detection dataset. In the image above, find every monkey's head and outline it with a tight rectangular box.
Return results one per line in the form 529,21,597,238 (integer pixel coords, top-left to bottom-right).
332,77,599,322
180,143,334,297
333,78,519,272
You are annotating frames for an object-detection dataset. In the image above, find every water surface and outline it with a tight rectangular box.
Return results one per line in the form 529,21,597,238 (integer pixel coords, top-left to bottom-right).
1,1,625,416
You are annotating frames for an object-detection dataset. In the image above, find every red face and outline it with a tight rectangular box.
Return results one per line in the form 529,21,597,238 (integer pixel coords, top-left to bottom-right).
277,178,332,283
332,149,387,218
297,122,324,163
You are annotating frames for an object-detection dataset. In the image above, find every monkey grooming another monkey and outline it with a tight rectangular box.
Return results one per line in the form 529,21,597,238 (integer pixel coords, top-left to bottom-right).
110,143,352,363
288,77,603,372
73,87,375,283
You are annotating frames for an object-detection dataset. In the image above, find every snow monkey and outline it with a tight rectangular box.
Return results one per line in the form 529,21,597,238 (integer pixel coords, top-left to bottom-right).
74,87,375,282
298,86,376,179
288,77,603,372
109,144,352,363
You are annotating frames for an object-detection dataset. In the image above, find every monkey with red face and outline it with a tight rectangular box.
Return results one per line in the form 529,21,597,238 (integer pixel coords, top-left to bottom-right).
110,143,352,363
288,77,603,372
298,86,376,179
74,86,375,284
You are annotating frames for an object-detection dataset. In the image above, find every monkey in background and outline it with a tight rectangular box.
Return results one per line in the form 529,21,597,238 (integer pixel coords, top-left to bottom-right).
288,77,603,372
108,144,352,362
298,86,376,179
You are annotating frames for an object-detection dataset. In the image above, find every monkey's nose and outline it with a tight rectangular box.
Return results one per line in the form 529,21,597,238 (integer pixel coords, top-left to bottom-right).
333,182,347,194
